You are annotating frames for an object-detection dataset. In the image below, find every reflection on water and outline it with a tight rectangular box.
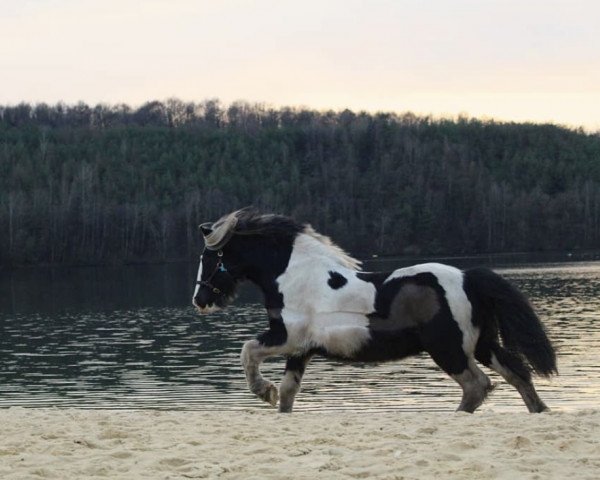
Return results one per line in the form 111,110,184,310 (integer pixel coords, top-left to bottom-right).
0,258,599,412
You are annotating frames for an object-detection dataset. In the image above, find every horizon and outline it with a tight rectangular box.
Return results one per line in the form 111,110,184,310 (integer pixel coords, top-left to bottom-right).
2,1,599,131
1,97,597,134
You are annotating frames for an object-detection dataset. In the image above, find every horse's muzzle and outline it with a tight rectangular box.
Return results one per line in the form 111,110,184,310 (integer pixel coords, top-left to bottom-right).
193,299,221,314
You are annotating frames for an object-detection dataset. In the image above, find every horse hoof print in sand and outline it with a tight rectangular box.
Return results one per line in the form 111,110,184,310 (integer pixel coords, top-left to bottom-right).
193,208,557,413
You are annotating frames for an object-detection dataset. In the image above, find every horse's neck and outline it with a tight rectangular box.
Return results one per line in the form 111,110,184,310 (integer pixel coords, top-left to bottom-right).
247,236,343,311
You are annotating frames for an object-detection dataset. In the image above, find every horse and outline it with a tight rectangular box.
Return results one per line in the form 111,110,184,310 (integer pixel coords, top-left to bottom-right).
192,208,557,413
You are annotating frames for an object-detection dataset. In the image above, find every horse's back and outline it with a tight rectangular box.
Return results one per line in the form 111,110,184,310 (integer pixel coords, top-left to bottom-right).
387,262,463,282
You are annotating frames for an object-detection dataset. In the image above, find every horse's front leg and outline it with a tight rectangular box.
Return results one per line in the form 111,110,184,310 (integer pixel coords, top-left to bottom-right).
279,354,312,413
240,328,287,407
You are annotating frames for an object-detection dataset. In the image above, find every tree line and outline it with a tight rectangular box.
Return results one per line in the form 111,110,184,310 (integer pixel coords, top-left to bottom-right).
1,99,600,267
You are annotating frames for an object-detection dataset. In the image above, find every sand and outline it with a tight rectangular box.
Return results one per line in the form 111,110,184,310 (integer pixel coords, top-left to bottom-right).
1,408,599,479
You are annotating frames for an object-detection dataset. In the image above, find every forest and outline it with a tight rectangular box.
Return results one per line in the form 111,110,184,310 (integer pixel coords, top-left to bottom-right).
1,99,600,267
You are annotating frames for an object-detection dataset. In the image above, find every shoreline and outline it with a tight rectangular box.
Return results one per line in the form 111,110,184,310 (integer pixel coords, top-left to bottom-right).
1,408,598,479
4,249,600,271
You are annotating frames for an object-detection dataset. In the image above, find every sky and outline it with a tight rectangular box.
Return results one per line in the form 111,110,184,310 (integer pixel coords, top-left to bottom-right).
1,0,599,130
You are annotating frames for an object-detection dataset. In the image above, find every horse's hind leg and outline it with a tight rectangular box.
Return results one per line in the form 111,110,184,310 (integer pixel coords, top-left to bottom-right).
279,355,311,413
424,319,492,413
451,359,493,413
428,348,492,413
476,342,549,413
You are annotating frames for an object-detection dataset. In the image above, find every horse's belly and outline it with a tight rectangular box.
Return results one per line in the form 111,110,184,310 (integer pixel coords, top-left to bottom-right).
282,310,371,358
351,327,424,362
282,309,424,362
316,325,423,363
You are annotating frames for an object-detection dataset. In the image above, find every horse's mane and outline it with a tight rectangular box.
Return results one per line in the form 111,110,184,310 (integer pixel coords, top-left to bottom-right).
203,208,362,271
300,225,362,271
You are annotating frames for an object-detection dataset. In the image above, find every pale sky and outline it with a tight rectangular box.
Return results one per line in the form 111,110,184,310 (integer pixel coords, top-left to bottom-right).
2,0,599,130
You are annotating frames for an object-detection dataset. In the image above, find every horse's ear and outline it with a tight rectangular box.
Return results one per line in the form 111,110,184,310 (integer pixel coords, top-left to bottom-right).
199,223,213,237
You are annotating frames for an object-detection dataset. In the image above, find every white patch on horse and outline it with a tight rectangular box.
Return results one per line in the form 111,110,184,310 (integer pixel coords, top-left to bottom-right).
385,263,478,355
317,324,371,357
282,309,371,357
276,232,375,357
490,353,511,377
277,233,375,314
192,255,203,306
197,304,221,314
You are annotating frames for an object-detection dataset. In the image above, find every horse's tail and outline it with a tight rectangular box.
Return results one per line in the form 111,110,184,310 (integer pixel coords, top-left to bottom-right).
464,267,557,377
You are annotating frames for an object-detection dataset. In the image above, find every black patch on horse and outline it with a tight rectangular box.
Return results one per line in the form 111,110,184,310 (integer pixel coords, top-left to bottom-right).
356,271,389,288
257,316,288,346
356,271,469,373
371,272,441,319
353,327,424,363
284,355,312,384
328,271,348,289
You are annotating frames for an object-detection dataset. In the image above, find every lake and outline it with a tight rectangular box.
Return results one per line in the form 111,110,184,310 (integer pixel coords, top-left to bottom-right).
1,253,599,412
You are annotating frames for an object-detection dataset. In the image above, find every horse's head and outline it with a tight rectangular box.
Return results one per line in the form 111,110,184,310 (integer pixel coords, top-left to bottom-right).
192,212,251,313
192,208,306,313
193,220,246,313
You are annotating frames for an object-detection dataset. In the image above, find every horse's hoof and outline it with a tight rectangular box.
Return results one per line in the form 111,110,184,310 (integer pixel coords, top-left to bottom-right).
254,381,279,406
263,383,279,407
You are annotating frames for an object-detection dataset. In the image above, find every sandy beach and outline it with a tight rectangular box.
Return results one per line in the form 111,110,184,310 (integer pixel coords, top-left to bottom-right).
1,408,598,479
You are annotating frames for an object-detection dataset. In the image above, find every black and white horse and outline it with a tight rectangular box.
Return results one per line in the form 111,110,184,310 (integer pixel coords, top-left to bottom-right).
193,209,557,413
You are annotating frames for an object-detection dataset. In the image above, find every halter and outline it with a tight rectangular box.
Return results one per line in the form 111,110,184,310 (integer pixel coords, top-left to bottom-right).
196,250,229,295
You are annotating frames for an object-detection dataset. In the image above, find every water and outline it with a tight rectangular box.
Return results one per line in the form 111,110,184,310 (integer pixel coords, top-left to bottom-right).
1,256,599,412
